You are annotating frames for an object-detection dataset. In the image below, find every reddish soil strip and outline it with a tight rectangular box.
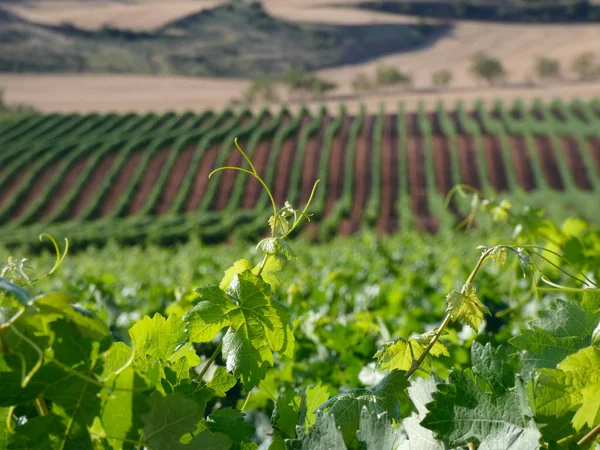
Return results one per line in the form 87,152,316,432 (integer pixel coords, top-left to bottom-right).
405,114,438,233
97,151,144,217
432,135,459,216
560,137,593,190
242,138,275,209
508,136,536,191
38,157,89,219
127,148,170,214
339,116,374,235
481,134,509,192
273,139,297,206
533,136,564,190
324,116,352,215
184,144,220,213
456,135,482,190
377,114,400,235
300,118,331,205
70,152,118,218
214,141,246,210
0,166,33,208
587,138,600,176
9,160,62,222
155,145,197,214
273,116,311,206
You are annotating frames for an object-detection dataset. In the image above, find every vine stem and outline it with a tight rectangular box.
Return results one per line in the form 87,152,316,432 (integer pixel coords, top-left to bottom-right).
578,423,600,447
196,342,223,383
405,247,494,379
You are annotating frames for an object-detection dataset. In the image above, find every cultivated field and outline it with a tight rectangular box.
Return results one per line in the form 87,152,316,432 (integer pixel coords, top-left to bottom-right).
1,98,599,247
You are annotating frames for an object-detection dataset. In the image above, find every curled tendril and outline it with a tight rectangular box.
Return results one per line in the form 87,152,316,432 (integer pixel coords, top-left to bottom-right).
29,234,69,284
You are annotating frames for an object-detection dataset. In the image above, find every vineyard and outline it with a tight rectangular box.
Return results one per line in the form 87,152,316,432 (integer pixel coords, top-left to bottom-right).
1,98,600,247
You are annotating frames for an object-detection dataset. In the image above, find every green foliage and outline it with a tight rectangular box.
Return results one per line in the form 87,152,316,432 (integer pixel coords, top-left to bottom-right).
470,52,507,85
432,69,453,87
375,65,412,87
350,72,373,93
535,56,561,80
571,52,600,81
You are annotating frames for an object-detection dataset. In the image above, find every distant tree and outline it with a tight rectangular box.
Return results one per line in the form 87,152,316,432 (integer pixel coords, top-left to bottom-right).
281,68,337,100
375,65,412,88
572,52,599,81
240,76,279,105
534,56,561,81
351,73,373,93
470,52,507,86
432,69,453,88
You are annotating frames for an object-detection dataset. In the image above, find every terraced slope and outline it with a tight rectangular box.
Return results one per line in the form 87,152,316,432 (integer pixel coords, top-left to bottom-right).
1,99,599,247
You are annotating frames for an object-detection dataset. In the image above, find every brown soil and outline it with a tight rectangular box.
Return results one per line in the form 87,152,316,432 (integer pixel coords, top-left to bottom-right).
324,116,352,215
9,160,62,222
533,136,564,190
69,151,118,218
97,150,144,216
155,145,197,214
242,138,275,209
0,165,33,208
339,115,373,235
301,117,331,205
127,148,170,214
377,114,399,234
480,134,509,192
588,138,600,176
456,134,481,190
273,138,297,206
560,137,593,190
39,157,89,219
214,141,246,210
406,113,438,233
508,135,536,191
184,143,220,213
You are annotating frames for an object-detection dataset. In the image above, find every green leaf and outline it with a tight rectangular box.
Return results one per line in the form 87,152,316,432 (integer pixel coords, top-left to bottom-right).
534,346,600,431
143,392,225,450
272,389,301,438
300,383,330,431
375,331,449,373
33,293,109,341
357,408,403,449
253,256,283,290
296,412,346,450
101,342,134,380
317,370,408,448
220,260,254,291
99,368,149,449
186,271,294,388
509,298,600,378
203,408,254,442
445,283,490,331
129,314,187,363
399,376,445,450
0,276,32,306
256,238,295,260
206,366,237,397
421,343,541,449
470,342,516,394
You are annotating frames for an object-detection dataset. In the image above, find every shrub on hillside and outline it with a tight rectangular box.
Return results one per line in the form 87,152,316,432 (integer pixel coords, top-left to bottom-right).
470,52,507,86
571,52,600,81
375,65,412,88
281,68,337,100
534,56,561,81
432,69,453,87
351,73,373,93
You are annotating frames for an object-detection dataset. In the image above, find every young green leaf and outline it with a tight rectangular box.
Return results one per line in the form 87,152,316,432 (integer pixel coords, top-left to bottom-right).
186,270,294,388
534,346,600,431
445,283,490,331
129,313,187,363
375,331,449,373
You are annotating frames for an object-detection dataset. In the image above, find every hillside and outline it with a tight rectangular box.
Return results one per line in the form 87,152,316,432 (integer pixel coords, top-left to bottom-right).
0,1,445,76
